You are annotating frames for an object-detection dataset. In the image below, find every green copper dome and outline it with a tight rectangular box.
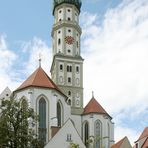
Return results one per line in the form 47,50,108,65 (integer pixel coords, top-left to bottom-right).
53,0,82,14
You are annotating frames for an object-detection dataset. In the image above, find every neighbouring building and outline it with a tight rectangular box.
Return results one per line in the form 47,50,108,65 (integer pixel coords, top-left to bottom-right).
134,127,148,148
111,136,132,148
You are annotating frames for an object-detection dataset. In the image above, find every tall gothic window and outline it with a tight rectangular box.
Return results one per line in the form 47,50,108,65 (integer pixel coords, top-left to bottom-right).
108,123,110,148
21,98,28,111
39,98,46,144
95,120,102,148
57,102,62,127
84,122,89,147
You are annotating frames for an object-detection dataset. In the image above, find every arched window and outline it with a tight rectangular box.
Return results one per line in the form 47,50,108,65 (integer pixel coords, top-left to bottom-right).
108,123,110,147
58,38,61,45
57,102,62,127
39,98,46,143
95,120,102,148
84,122,89,146
21,99,28,111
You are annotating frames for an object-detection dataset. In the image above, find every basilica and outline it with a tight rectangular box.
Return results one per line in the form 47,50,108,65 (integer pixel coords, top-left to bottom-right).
0,1,116,148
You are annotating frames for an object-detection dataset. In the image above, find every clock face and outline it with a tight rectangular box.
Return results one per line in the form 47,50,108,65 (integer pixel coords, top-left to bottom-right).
65,36,75,45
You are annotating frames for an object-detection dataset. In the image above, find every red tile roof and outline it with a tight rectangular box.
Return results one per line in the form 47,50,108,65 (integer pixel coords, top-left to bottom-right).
15,67,65,96
111,137,126,148
138,127,148,141
83,97,110,117
141,137,148,148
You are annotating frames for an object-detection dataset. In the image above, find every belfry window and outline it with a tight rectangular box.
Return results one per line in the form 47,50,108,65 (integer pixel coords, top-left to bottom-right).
68,17,71,21
67,65,72,72
60,64,63,71
95,120,102,148
76,66,79,73
57,102,62,127
68,77,71,83
39,98,46,144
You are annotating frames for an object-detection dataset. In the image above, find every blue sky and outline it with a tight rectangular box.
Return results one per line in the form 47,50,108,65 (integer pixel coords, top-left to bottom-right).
0,0,148,145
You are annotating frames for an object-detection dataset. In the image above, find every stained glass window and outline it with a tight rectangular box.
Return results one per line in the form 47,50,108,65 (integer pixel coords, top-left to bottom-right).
39,98,46,144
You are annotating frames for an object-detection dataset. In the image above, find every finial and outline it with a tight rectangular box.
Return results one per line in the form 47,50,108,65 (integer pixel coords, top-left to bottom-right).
92,91,94,98
39,53,42,67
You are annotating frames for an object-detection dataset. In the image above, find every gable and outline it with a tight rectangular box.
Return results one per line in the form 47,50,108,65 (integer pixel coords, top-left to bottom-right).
45,119,86,148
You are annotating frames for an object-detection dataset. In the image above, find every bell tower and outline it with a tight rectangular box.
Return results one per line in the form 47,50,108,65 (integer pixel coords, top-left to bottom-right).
51,0,84,115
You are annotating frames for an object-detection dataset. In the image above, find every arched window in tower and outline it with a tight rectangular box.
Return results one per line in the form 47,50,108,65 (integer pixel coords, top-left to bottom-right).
95,120,102,148
60,64,63,71
77,41,79,48
68,17,71,21
68,91,71,96
76,66,79,73
39,98,46,143
58,38,61,45
84,122,89,147
57,102,62,127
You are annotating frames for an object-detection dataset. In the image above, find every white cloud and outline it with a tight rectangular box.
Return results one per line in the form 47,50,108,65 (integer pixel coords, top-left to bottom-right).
21,37,52,75
0,35,18,92
81,0,148,143
115,126,140,145
0,36,51,93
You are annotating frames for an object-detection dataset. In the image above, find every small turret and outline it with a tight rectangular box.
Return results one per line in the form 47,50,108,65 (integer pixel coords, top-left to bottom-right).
53,0,82,14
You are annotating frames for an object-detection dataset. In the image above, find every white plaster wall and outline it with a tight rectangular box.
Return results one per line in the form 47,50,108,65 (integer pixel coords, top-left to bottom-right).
66,7,72,21
71,115,82,136
45,120,85,148
14,87,71,142
74,11,79,23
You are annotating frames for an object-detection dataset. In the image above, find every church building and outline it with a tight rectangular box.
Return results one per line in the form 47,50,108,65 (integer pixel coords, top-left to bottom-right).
0,0,115,148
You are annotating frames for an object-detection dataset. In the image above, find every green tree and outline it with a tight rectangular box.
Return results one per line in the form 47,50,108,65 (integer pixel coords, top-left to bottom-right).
0,97,43,148
70,142,79,148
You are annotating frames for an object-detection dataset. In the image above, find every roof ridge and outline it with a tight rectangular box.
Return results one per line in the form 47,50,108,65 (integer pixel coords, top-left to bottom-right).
31,67,41,85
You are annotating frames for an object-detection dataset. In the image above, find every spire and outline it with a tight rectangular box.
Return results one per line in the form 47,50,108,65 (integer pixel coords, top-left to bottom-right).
39,53,42,67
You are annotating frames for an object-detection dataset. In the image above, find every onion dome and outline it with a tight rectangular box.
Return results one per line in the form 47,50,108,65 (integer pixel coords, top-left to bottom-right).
53,0,82,14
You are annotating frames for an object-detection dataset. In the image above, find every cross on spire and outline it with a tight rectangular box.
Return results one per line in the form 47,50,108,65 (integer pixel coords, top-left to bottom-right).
92,91,94,98
39,53,42,67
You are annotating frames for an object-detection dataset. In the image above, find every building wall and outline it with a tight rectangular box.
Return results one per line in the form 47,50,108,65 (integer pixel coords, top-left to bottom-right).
44,120,86,148
14,87,71,143
82,113,114,148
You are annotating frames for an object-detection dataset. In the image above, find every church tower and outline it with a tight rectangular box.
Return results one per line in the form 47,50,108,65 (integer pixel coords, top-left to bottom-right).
51,0,84,115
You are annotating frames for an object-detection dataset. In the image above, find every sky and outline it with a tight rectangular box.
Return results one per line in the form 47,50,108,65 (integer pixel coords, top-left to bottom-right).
0,0,148,145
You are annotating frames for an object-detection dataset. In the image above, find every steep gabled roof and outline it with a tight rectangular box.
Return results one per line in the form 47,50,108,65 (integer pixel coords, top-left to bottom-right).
15,67,65,96
138,127,148,141
83,97,111,117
